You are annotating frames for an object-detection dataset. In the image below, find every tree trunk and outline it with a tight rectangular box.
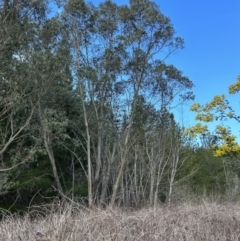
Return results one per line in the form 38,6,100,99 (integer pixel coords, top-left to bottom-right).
110,84,141,207
100,143,116,205
43,130,63,195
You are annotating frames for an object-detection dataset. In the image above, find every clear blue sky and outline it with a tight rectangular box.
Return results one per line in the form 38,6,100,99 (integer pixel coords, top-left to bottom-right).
55,0,240,139
159,0,240,142
157,0,240,133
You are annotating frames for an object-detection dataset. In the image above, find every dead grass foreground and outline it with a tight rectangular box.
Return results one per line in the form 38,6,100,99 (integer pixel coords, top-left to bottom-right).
0,202,240,241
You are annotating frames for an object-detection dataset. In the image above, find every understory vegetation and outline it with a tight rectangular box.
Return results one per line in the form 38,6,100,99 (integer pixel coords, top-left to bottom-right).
1,201,240,241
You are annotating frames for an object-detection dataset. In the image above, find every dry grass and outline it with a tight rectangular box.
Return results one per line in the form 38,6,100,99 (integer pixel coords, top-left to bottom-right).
1,201,240,241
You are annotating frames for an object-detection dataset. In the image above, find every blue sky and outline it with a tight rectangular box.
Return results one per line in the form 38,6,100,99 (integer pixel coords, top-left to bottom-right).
89,0,240,139
157,1,240,131
55,0,240,140
159,0,240,142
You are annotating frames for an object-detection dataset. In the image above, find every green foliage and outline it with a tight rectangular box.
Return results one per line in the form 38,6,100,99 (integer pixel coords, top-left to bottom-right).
0,0,207,210
181,147,227,196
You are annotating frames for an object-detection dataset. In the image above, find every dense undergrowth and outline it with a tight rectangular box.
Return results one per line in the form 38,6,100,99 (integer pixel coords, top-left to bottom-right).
1,201,240,241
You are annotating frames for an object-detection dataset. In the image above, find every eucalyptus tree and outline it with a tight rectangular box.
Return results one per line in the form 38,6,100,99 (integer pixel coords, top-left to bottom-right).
109,0,194,206
0,0,49,170
0,0,64,207
59,0,194,207
29,14,77,196
0,0,77,201
61,0,126,206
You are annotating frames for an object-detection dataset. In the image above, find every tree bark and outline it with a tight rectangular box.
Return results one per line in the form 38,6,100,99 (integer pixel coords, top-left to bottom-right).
43,130,63,195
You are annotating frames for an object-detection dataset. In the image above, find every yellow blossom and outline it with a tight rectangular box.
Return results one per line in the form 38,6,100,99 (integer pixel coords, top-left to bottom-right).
227,112,234,118
190,103,201,111
229,76,240,94
189,76,240,158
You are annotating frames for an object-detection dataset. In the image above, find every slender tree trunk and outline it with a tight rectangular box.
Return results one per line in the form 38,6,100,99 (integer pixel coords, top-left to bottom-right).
71,26,93,207
95,130,102,181
134,146,139,203
100,159,109,205
94,101,104,185
93,125,103,197
86,125,93,207
43,130,63,195
79,88,93,207
121,172,125,205
71,152,75,201
110,85,141,207
168,148,179,206
110,147,128,207
38,101,63,197
100,143,116,205
147,147,155,206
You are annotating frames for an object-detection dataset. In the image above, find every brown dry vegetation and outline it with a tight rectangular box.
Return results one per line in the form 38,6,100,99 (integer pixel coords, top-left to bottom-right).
1,202,240,241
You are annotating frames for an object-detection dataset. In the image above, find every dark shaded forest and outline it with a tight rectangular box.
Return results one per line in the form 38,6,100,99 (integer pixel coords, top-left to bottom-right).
0,0,239,212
